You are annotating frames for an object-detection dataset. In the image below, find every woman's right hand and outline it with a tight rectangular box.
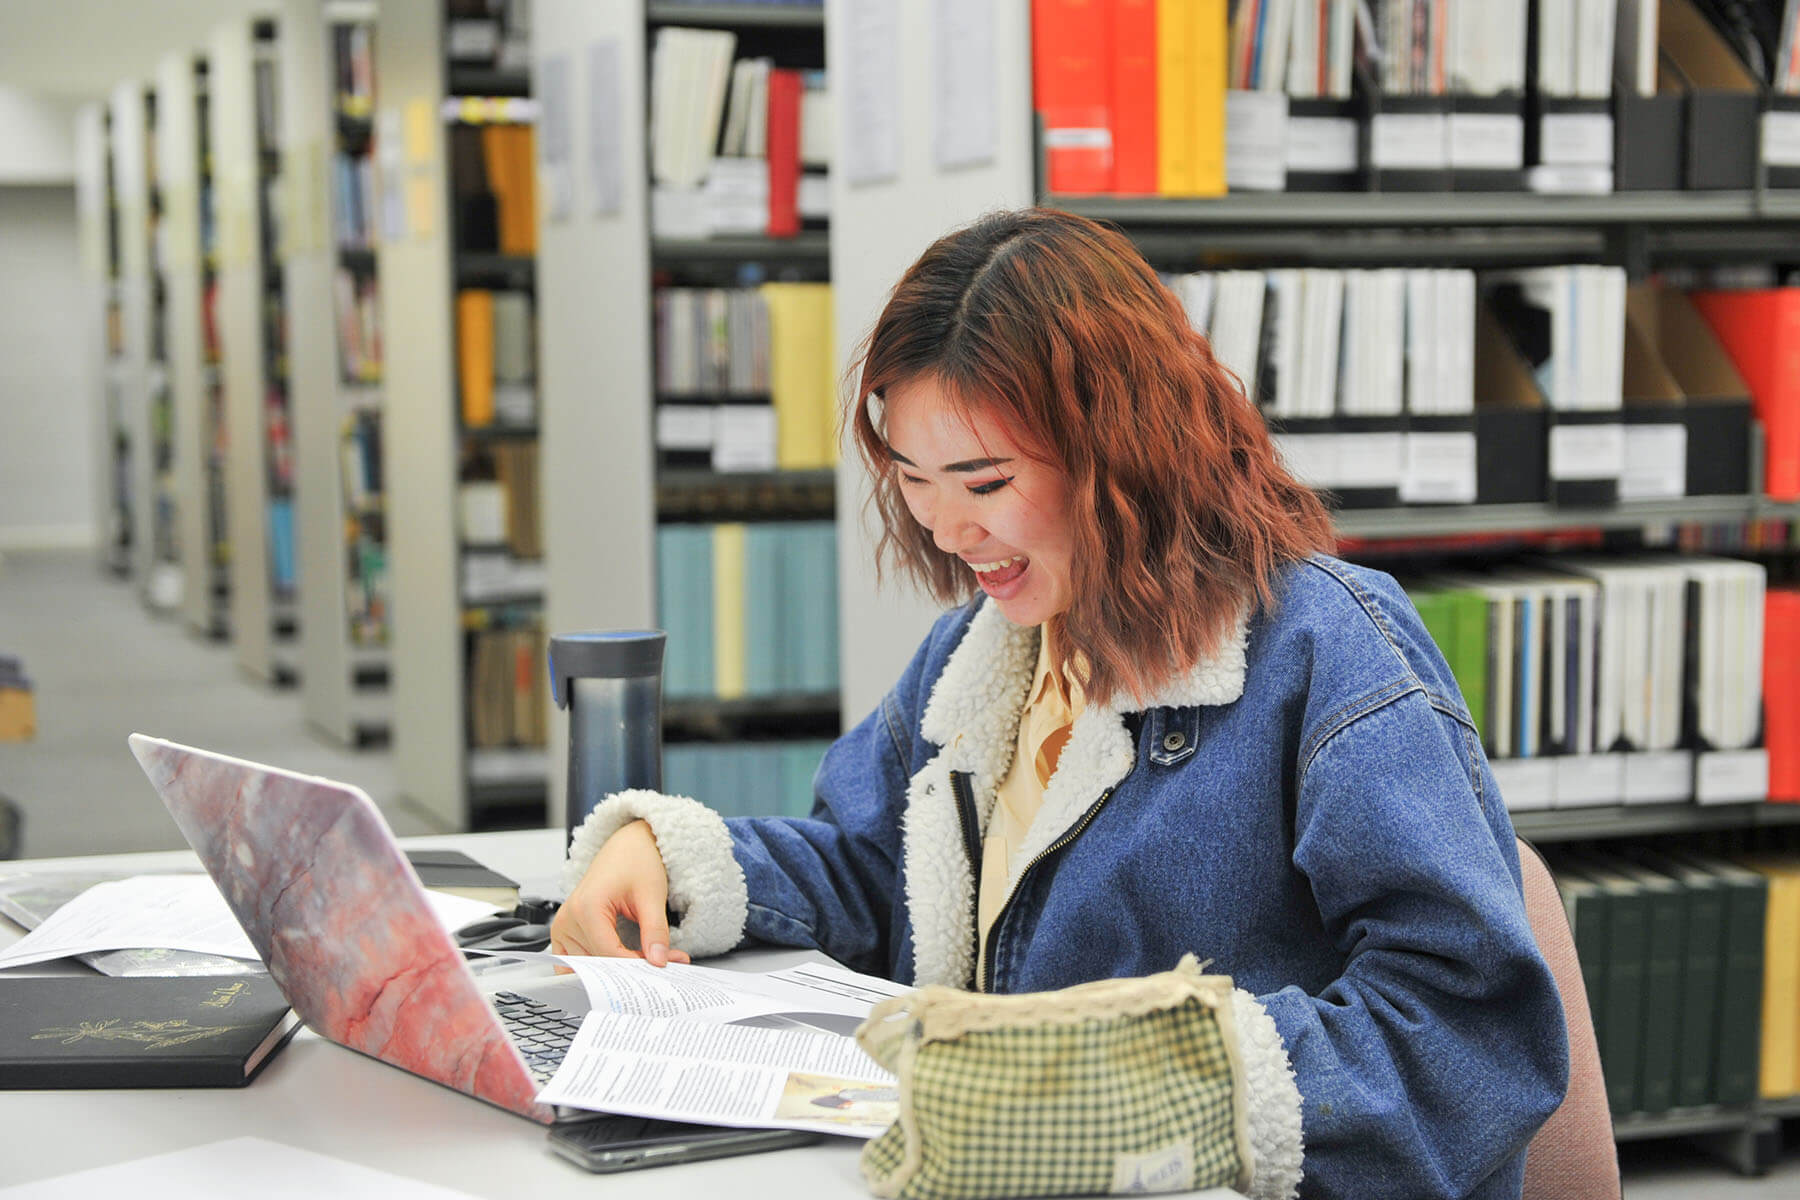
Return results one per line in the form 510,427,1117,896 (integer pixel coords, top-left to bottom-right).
549,818,691,967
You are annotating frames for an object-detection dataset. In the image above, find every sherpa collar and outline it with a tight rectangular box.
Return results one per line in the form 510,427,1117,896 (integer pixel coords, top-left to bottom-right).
902,598,1251,987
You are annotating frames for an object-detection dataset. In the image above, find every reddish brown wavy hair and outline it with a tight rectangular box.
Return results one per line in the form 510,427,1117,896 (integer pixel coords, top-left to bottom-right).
848,208,1334,705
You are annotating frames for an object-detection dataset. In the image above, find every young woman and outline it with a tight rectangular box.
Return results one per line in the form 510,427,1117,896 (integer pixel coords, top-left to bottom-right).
551,209,1568,1199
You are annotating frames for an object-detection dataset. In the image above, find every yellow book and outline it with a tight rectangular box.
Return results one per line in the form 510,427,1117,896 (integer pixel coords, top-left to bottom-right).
1155,0,1197,194
456,290,495,428
1191,0,1228,197
1739,855,1800,1099
763,282,836,469
713,523,747,699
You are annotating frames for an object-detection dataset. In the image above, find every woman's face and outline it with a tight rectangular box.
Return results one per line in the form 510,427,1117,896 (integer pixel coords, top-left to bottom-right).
883,376,1076,627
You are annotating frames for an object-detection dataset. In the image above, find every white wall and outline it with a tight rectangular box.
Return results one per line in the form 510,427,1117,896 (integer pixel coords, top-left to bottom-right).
0,88,78,184
0,186,97,549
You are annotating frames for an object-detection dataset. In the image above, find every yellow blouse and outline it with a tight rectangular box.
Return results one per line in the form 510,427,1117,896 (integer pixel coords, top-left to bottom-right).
975,625,1085,988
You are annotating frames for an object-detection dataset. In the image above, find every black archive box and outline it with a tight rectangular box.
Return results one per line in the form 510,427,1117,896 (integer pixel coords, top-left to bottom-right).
1285,97,1366,193
1474,405,1547,506
1528,97,1615,191
1365,93,1452,192
1765,94,1800,191
1614,91,1685,192
1450,94,1527,192
1660,0,1761,190
1546,410,1622,507
1264,415,1405,510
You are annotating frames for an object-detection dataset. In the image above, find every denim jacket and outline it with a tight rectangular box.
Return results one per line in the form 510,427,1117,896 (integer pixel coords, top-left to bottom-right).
565,554,1569,1199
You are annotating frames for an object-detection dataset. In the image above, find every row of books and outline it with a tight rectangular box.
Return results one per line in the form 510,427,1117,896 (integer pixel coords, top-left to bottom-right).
649,27,829,239
346,534,388,647
333,268,381,383
664,739,833,822
340,411,382,511
1548,847,1797,1115
1401,554,1771,775
653,283,836,472
332,21,374,116
1035,0,1800,194
446,0,531,74
468,623,547,750
657,521,838,701
1250,278,1788,509
332,153,376,250
458,440,541,560
1175,267,1478,420
449,123,537,256
456,289,534,428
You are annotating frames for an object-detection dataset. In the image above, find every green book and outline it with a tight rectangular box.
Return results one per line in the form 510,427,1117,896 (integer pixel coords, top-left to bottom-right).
1631,848,1727,1108
1548,857,1609,1071
1689,853,1770,1106
1444,587,1490,740
1569,854,1650,1115
1609,858,1687,1114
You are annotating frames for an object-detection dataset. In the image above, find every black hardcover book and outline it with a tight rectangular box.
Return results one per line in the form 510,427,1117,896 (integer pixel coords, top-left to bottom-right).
0,974,300,1089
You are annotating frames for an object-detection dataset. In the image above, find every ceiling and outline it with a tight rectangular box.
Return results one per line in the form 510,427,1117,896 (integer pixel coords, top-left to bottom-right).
0,0,274,101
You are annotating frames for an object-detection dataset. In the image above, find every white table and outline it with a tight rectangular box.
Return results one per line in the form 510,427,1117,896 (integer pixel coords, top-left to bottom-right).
0,830,873,1197
2,830,1243,1199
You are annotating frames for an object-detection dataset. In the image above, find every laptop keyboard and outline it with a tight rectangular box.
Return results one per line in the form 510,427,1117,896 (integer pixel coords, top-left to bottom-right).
491,990,585,1084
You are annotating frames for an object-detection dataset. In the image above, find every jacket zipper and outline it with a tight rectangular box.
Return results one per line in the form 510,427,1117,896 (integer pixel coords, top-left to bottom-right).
950,770,982,886
979,787,1116,994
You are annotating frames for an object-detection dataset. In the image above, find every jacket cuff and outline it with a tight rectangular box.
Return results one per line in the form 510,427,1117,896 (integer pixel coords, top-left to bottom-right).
560,789,749,958
1230,989,1305,1200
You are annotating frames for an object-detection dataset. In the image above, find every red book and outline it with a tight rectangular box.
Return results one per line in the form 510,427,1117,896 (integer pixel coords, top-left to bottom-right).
766,68,802,238
1766,589,1800,802
1033,0,1114,194
1691,288,1800,501
1111,0,1158,194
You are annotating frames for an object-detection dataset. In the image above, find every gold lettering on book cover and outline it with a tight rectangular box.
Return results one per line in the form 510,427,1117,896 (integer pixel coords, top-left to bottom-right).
32,1019,252,1050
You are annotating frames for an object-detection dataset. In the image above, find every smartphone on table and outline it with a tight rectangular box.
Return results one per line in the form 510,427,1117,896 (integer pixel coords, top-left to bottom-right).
547,1113,821,1173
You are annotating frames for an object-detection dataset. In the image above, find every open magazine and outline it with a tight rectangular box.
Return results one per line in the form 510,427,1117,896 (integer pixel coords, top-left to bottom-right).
519,954,911,1138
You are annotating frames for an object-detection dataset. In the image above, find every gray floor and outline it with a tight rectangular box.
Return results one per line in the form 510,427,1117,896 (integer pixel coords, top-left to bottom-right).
0,546,1795,1193
0,547,438,859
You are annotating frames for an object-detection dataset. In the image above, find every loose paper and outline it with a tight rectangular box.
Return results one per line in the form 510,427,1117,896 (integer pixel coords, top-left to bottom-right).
0,875,500,970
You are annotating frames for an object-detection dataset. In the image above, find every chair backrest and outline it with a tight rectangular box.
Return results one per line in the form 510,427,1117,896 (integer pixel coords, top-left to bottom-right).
1515,837,1620,1200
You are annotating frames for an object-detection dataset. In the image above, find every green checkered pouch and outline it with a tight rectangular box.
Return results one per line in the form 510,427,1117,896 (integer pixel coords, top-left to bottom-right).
854,955,1251,1200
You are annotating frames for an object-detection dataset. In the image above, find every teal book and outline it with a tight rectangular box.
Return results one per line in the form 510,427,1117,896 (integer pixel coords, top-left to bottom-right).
744,524,786,696
1610,859,1686,1114
816,524,839,694
1632,848,1726,1108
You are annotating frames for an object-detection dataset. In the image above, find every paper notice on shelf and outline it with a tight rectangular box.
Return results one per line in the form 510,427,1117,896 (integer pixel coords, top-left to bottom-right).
537,1009,898,1138
933,0,995,170
0,875,498,970
1619,424,1686,501
844,0,902,185
587,39,624,216
537,51,574,222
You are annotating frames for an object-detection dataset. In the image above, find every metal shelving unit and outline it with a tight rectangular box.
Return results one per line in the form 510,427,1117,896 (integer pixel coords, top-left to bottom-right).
1513,801,1800,844
651,232,831,263
1335,497,1800,542
645,2,824,28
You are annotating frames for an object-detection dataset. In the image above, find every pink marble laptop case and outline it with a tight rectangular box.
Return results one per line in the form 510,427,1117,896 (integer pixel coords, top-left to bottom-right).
128,733,552,1123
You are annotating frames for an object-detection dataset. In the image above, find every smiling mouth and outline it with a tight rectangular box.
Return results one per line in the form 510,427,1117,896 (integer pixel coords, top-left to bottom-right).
968,555,1029,587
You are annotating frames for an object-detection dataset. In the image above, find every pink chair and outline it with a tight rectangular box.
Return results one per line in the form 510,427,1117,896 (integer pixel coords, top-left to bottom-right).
1515,838,1620,1200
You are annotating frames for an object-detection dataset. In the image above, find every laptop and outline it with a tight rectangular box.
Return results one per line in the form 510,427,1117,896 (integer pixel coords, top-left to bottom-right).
128,733,585,1122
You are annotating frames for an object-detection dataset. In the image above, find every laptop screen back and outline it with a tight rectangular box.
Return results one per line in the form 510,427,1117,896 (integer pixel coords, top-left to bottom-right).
128,733,550,1123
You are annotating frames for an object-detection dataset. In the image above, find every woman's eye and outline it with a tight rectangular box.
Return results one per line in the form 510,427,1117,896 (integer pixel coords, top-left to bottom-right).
968,477,1014,496
898,472,927,487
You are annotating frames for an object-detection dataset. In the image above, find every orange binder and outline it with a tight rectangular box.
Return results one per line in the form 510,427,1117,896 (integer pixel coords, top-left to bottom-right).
1768,589,1800,802
1691,289,1800,501
457,289,496,428
1111,0,1159,194
1033,0,1114,193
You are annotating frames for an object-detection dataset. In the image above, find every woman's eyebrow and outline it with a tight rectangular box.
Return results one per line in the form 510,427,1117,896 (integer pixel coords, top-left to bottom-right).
886,447,1015,473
